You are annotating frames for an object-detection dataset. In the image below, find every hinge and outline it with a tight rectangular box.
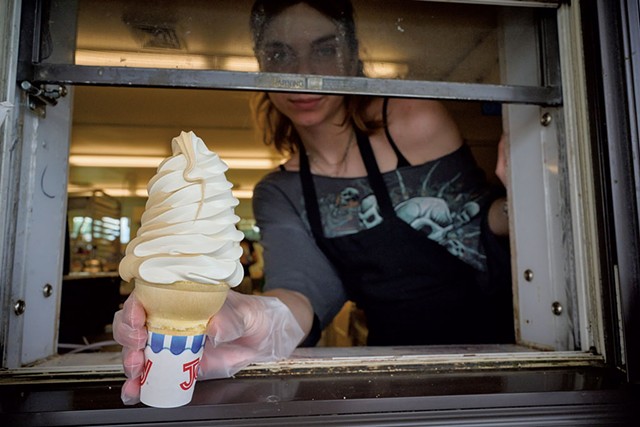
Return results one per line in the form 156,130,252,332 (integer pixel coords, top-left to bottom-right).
19,81,68,118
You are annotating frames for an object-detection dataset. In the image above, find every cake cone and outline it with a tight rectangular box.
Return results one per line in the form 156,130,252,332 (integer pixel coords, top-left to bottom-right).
134,278,230,335
133,278,230,408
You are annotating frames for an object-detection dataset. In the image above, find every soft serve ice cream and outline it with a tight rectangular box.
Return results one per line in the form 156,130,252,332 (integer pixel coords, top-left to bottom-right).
118,131,246,408
119,131,244,287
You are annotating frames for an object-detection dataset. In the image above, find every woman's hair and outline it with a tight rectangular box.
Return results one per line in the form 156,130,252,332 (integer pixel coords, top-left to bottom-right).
249,0,381,155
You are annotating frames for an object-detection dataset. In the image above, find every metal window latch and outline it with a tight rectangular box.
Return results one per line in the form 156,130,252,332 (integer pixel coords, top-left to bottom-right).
19,81,68,117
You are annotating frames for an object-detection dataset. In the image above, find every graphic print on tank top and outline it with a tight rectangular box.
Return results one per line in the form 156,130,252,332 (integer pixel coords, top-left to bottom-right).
313,145,491,272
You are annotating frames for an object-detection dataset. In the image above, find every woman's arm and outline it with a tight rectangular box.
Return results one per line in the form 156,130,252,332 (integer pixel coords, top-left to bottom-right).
488,134,509,236
253,173,349,340
487,196,509,236
382,98,464,164
388,99,510,237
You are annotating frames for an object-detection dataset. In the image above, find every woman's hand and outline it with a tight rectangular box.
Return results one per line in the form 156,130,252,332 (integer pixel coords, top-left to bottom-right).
199,290,305,379
112,290,305,405
495,133,508,188
111,294,147,405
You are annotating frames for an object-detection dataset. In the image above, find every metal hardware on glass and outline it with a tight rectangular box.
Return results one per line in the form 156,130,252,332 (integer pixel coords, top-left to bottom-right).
14,300,26,316
524,269,534,281
551,301,563,316
43,284,53,298
540,112,552,126
20,81,68,117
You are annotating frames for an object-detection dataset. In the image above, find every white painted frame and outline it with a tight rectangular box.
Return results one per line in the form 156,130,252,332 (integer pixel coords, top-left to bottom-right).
0,0,74,369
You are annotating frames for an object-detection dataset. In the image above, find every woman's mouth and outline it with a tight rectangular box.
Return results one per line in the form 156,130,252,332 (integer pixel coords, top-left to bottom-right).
289,96,323,110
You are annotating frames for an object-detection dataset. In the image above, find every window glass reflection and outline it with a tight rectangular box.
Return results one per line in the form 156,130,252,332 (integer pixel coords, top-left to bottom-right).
64,0,515,84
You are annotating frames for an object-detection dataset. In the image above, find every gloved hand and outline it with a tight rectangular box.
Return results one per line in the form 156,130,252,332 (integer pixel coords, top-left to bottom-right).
199,290,305,379
112,293,147,405
112,290,305,405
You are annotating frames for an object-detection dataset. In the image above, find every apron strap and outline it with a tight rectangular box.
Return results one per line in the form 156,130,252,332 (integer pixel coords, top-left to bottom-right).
355,129,396,218
382,98,411,168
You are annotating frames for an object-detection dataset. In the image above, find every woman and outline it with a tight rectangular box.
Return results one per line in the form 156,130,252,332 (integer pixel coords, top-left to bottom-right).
113,0,512,404
250,0,512,344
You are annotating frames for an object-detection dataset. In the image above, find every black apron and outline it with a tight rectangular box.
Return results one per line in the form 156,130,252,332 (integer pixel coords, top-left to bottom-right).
299,129,510,346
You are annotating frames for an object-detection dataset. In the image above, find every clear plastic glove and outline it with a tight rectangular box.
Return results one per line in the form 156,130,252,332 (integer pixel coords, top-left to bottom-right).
112,294,147,405
199,290,305,379
112,290,305,405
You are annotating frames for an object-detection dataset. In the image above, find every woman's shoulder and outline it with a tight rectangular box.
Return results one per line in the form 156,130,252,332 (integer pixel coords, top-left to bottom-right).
364,97,452,125
253,169,303,216
368,97,463,164
256,167,299,188
254,167,302,202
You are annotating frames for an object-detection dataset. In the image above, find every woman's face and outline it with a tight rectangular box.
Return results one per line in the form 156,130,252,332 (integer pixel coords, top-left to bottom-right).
258,3,356,129
256,3,357,76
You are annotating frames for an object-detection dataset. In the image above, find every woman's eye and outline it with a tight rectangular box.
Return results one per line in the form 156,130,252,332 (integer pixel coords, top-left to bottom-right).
266,49,291,63
313,44,338,59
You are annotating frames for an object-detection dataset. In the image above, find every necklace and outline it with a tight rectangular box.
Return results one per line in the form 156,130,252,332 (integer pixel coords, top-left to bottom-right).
306,130,355,177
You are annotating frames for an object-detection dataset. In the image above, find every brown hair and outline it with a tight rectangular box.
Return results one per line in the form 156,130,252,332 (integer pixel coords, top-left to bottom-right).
249,0,381,155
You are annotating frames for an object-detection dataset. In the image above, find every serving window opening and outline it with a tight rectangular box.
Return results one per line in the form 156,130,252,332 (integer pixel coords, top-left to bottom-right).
3,0,606,376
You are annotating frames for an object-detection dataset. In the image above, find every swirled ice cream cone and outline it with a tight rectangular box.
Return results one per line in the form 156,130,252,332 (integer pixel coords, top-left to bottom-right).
118,131,244,408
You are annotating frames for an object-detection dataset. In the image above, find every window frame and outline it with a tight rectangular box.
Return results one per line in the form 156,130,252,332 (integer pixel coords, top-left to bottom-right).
0,0,626,381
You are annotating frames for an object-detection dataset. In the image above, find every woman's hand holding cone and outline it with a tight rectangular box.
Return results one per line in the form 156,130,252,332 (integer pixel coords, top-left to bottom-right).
112,290,304,405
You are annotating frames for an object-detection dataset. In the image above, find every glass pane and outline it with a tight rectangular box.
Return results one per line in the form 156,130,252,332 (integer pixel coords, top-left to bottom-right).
43,0,543,85
67,85,506,347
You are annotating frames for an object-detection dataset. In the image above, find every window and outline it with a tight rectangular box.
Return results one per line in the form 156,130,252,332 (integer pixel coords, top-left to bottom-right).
0,0,618,378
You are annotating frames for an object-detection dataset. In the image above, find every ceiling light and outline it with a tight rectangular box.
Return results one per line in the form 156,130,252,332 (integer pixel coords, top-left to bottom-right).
225,158,280,169
222,56,259,72
76,49,212,69
76,49,405,78
75,50,259,72
69,155,163,168
363,61,409,79
68,154,281,170
67,185,254,199
231,189,254,199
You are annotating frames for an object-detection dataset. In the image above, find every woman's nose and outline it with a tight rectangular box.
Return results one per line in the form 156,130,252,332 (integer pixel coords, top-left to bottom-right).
294,57,315,75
